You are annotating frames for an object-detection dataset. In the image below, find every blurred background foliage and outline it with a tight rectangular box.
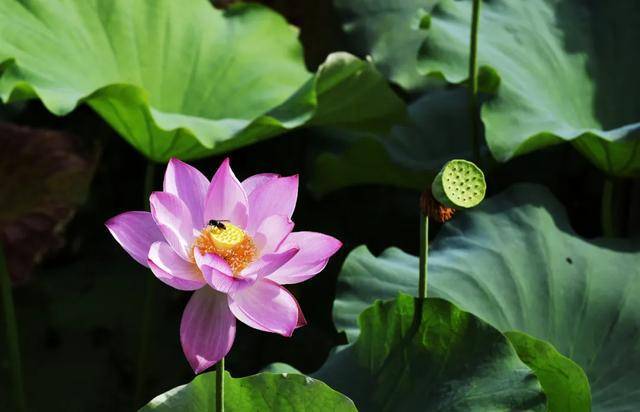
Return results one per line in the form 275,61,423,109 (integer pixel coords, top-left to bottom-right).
0,0,639,410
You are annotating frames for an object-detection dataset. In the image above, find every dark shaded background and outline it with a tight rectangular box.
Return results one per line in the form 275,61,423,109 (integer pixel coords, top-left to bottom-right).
1,1,638,411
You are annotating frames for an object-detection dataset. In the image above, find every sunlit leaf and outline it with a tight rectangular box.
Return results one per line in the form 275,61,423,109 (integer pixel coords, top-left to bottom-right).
139,371,357,412
0,1,405,161
506,331,591,412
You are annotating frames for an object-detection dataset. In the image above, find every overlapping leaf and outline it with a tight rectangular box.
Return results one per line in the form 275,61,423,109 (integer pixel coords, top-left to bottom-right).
313,294,546,411
417,0,640,175
505,331,591,412
0,0,405,161
333,0,640,176
333,184,640,411
334,0,439,91
139,371,356,412
310,89,474,194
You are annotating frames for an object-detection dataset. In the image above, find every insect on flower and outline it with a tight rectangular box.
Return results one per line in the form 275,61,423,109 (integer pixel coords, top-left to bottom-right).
105,158,342,373
208,219,228,230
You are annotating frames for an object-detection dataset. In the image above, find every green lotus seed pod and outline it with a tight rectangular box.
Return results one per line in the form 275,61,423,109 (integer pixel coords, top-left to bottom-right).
431,159,486,209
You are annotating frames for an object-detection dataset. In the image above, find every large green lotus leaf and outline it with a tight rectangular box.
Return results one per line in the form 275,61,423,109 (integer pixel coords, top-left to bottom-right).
310,88,474,194
139,371,356,412
314,294,546,411
416,0,640,176
334,0,439,91
0,0,406,161
333,184,640,411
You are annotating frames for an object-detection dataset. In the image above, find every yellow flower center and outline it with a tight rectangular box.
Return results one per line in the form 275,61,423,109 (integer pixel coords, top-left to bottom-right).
193,222,256,276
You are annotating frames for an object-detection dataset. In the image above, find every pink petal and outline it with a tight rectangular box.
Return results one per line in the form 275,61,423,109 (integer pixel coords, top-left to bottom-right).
246,175,298,234
149,191,195,260
203,158,249,229
105,211,163,267
163,158,209,228
193,248,254,294
242,173,279,197
266,232,342,285
180,288,236,374
227,279,299,337
239,247,299,279
253,215,294,253
148,242,205,291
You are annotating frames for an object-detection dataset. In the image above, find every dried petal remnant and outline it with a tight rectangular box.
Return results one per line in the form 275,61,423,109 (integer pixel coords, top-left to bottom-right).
194,223,256,275
420,190,456,223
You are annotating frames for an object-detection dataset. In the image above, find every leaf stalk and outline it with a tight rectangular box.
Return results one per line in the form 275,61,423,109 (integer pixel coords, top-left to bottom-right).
134,161,157,407
0,243,27,412
419,213,429,299
468,0,482,164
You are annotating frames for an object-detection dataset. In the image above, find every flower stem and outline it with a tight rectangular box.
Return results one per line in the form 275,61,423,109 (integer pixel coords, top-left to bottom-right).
467,0,482,164
216,357,225,412
0,243,26,412
134,161,157,407
418,214,429,300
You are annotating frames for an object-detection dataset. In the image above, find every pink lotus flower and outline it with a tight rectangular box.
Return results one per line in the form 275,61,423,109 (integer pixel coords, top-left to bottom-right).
105,158,341,373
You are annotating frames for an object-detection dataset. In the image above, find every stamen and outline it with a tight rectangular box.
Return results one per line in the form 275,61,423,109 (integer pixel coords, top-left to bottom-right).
193,222,256,275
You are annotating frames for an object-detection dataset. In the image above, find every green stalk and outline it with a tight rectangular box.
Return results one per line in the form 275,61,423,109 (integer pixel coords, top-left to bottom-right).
134,161,157,407
143,161,155,210
216,358,225,412
0,243,26,412
418,214,429,300
467,0,482,164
